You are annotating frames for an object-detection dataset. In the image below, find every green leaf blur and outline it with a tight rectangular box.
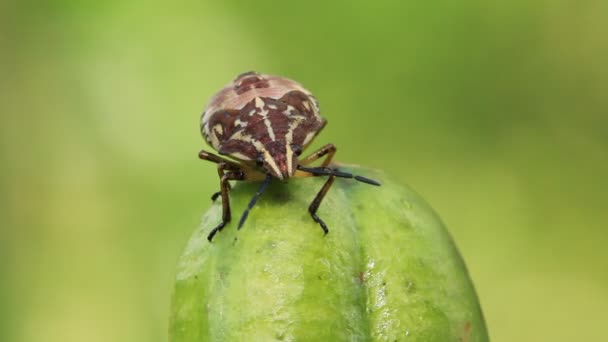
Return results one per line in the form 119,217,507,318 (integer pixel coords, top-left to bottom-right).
1,1,606,341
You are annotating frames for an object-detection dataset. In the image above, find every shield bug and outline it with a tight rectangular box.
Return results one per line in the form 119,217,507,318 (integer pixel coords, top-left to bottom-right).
199,71,380,241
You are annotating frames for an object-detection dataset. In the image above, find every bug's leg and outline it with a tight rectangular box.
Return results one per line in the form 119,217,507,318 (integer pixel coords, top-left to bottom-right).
299,143,336,167
198,149,242,168
210,160,235,201
308,175,337,234
207,163,244,242
199,149,241,201
211,191,222,202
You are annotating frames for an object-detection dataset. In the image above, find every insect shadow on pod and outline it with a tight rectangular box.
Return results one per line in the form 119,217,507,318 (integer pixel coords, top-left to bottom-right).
199,71,380,241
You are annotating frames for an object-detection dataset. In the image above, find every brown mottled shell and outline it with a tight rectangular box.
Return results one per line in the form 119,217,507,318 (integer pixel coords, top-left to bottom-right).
200,72,326,172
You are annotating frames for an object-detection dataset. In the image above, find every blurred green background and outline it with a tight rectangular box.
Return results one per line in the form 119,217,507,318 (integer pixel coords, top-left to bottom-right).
2,0,607,341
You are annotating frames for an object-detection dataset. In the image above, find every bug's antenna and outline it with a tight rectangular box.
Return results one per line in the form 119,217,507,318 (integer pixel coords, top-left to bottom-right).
297,166,381,186
238,173,272,230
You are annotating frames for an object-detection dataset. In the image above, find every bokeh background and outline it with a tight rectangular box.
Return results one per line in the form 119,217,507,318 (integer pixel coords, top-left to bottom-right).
2,1,607,341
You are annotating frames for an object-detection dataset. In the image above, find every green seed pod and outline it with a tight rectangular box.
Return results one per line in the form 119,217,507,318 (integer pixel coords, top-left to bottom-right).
170,167,489,341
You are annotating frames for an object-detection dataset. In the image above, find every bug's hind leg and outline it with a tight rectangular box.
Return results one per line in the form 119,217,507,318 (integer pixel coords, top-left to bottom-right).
207,163,244,242
308,175,337,234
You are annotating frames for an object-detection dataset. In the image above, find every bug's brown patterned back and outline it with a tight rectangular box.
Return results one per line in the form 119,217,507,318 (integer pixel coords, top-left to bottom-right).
200,72,326,179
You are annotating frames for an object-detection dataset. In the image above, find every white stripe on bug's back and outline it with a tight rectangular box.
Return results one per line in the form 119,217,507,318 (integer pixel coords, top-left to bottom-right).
284,119,301,143
263,150,282,178
284,120,302,176
210,129,221,149
220,132,256,161
254,97,269,117
230,152,252,161
302,131,317,146
255,97,265,108
264,119,276,141
285,143,294,175
250,139,282,178
227,130,253,142
210,124,224,148
283,105,296,116
234,119,247,128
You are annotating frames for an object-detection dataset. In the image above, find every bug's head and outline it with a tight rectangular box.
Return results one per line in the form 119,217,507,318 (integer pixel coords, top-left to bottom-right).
255,141,301,181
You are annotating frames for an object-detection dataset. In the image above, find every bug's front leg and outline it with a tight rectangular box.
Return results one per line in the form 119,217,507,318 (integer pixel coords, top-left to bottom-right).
207,162,244,242
299,143,336,167
308,174,337,234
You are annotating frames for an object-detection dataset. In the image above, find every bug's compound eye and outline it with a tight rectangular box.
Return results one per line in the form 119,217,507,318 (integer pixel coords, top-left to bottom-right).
256,155,264,167
291,144,303,156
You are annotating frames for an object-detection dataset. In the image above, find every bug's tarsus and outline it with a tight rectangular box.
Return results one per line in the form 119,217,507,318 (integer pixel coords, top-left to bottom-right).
308,175,336,235
237,174,272,230
211,191,221,201
207,221,227,242
311,212,329,234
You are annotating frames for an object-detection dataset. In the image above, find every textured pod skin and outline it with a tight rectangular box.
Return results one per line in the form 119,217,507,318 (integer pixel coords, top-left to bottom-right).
170,167,488,341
